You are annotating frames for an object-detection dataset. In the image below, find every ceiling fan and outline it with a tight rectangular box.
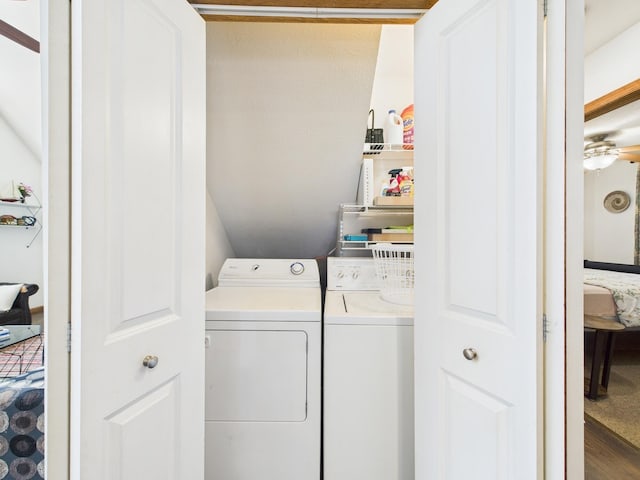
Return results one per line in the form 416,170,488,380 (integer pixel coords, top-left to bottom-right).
583,133,640,170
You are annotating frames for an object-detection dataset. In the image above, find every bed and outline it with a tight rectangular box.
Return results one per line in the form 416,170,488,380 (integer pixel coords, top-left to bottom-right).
582,261,640,398
0,368,44,479
584,260,640,328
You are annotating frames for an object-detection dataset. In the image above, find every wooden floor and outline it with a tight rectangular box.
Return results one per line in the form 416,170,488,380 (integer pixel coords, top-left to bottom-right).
585,414,640,479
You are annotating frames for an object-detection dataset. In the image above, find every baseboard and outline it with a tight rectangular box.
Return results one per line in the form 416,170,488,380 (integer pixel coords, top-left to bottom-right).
30,306,44,314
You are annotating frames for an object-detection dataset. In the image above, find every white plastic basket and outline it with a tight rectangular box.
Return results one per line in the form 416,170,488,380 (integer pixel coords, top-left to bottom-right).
370,243,414,305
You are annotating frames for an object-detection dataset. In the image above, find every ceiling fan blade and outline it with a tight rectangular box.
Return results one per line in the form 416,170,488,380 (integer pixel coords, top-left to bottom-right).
618,144,640,153
618,152,640,162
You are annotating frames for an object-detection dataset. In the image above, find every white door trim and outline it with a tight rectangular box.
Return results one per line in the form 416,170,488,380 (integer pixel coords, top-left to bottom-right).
544,0,584,478
544,0,567,477
41,1,71,479
564,0,586,477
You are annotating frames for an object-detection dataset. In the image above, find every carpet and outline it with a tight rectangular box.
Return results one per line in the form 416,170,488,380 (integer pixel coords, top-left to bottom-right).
0,335,43,378
584,350,640,448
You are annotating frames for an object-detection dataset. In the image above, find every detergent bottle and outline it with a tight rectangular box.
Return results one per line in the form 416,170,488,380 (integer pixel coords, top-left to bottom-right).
401,104,414,149
385,110,403,147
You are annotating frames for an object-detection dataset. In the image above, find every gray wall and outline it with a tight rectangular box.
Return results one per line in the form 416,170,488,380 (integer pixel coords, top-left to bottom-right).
205,190,234,289
206,22,381,259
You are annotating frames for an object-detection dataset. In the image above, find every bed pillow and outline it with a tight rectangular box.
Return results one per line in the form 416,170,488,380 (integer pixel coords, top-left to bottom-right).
584,260,640,274
0,284,23,312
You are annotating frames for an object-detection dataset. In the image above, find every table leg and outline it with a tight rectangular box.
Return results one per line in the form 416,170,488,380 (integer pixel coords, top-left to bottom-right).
601,332,617,390
588,330,607,400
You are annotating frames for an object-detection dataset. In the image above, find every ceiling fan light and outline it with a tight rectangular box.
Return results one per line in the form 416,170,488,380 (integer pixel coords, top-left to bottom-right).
583,152,618,171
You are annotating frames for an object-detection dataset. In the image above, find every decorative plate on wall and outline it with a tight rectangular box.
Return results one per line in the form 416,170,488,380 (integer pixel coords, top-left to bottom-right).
603,190,631,213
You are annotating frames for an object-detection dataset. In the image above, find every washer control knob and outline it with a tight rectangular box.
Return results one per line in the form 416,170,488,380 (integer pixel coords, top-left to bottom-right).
290,262,305,275
352,271,359,280
337,271,345,279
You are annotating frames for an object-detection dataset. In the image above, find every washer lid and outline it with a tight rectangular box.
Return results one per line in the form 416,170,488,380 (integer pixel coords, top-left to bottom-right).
324,291,413,326
217,258,320,287
206,286,321,322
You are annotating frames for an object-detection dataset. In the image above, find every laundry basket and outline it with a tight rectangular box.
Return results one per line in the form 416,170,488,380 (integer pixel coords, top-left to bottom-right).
371,243,414,305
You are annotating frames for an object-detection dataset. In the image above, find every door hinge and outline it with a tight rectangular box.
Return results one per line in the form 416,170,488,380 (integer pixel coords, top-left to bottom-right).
543,314,549,342
66,322,72,353
543,0,548,18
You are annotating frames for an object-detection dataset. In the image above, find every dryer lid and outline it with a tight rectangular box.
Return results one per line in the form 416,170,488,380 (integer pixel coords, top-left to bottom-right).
217,258,320,287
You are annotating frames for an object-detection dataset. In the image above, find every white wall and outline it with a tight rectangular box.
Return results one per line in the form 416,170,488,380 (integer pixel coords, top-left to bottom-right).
206,22,380,259
585,21,640,102
583,161,637,264
583,19,640,266
369,25,414,125
0,2,43,307
0,0,41,157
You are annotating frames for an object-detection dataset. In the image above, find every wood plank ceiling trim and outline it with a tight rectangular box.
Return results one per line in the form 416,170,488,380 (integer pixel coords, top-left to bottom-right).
189,0,437,23
584,78,640,122
191,1,436,8
0,19,39,53
200,15,418,24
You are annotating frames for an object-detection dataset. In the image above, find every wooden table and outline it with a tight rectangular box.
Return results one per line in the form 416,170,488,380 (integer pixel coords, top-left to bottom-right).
584,315,625,400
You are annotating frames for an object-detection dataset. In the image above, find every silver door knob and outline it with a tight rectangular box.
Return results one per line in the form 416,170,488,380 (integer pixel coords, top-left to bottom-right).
462,348,477,361
143,355,159,369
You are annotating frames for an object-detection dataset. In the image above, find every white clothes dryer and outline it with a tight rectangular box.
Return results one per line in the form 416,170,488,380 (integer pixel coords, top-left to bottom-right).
323,256,414,480
205,258,321,480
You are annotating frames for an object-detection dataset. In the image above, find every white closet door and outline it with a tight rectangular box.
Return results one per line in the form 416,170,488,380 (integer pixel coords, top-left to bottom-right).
414,0,544,478
70,0,206,478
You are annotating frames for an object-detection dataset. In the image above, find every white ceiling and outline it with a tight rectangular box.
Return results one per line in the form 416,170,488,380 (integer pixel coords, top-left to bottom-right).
585,0,640,54
584,99,640,147
584,0,640,149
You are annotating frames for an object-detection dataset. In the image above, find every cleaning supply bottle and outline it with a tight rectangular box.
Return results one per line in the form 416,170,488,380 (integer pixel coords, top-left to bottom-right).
401,104,414,150
386,168,402,196
399,167,414,197
385,110,403,147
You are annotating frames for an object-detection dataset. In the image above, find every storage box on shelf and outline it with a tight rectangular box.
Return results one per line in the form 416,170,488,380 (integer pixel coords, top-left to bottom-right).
337,203,414,256
359,144,413,205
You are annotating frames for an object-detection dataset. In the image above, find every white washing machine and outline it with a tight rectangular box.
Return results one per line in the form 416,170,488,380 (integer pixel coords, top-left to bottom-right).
205,258,321,480
323,256,414,480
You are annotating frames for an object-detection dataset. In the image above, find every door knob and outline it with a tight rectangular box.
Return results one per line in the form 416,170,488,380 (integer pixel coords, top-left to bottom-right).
143,355,159,369
462,348,478,361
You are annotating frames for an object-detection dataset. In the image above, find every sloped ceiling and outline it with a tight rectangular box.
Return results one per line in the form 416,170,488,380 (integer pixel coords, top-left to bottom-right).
585,0,640,53
0,1,41,160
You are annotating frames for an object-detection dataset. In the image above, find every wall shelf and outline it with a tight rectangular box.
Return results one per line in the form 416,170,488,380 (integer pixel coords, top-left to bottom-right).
363,144,414,160
0,198,43,248
336,203,414,256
